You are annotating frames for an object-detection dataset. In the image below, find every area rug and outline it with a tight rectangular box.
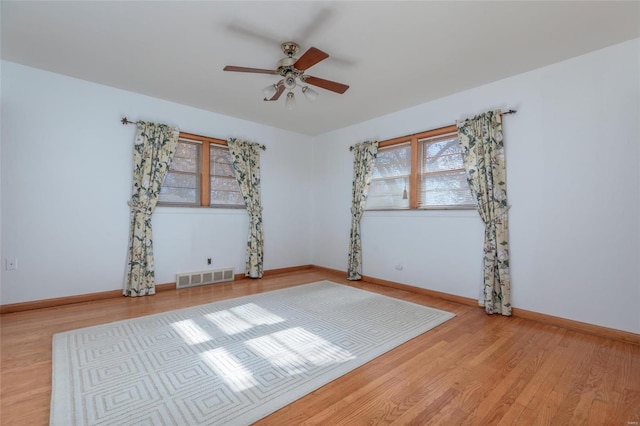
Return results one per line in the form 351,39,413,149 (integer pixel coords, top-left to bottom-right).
51,280,454,425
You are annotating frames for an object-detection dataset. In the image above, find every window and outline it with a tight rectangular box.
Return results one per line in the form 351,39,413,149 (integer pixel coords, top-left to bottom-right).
366,143,411,209
160,140,200,205
209,144,244,207
158,134,245,208
419,133,475,208
365,125,475,210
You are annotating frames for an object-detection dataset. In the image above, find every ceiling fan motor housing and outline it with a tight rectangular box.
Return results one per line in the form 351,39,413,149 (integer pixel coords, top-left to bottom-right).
277,56,304,89
278,42,305,80
277,57,296,72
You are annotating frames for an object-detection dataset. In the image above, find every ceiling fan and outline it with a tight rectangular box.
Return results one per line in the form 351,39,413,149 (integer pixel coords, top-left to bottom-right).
223,42,349,109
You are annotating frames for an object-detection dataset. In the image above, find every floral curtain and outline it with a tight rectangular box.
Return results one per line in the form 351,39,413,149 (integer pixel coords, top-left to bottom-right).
124,121,179,297
347,140,379,280
228,138,264,278
457,110,511,315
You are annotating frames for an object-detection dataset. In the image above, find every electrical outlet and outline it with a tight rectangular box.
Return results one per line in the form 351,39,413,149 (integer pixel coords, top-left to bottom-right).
6,257,18,270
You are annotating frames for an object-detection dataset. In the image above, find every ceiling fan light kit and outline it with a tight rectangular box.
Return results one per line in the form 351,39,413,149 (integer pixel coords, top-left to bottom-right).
224,41,349,109
285,92,296,110
262,83,278,100
301,86,319,102
284,72,297,90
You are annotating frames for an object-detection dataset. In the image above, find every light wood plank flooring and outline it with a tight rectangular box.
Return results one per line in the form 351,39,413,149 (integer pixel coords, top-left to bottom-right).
1,269,639,425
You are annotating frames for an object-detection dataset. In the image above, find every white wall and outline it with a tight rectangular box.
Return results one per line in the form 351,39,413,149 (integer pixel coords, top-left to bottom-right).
0,61,313,304
311,39,640,334
2,39,639,335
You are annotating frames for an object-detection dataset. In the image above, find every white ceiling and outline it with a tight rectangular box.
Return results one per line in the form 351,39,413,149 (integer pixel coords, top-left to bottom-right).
2,1,639,136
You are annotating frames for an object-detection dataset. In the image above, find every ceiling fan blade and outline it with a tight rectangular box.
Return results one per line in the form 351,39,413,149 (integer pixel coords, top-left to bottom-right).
223,66,277,75
264,81,285,101
303,75,349,94
299,8,332,41
225,23,282,47
293,47,329,71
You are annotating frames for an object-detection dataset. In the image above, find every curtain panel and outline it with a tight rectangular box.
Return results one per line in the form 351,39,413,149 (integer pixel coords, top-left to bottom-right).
347,140,379,280
457,110,512,315
124,121,179,297
228,138,264,278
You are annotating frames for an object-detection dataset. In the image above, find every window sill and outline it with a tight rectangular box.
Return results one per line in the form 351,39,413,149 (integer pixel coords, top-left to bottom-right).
154,206,247,216
365,206,476,212
363,209,479,219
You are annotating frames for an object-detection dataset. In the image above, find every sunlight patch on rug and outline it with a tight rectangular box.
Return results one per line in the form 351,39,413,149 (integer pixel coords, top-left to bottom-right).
50,280,454,425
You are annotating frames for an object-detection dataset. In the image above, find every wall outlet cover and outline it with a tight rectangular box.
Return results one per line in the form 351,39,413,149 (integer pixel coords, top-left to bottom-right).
6,258,18,270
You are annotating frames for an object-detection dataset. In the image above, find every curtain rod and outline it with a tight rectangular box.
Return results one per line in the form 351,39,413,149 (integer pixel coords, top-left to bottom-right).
121,117,266,150
348,109,517,151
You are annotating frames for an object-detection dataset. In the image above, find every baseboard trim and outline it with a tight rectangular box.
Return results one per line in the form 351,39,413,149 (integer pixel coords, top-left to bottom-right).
361,274,479,307
310,265,478,307
308,266,639,345
510,307,640,345
307,265,348,278
262,264,314,276
3,265,639,345
0,290,124,314
374,278,639,345
0,265,314,314
369,275,640,345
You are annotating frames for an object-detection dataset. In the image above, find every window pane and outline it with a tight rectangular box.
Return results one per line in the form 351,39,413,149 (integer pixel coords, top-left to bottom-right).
158,172,198,204
365,143,411,210
171,142,198,173
366,177,410,209
158,140,199,205
210,147,236,177
419,134,474,208
420,171,475,208
210,190,245,206
159,172,199,204
371,143,411,179
422,137,465,172
159,186,198,204
210,145,245,207
210,176,240,190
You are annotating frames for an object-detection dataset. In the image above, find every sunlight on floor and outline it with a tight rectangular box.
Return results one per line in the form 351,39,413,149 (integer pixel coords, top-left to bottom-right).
205,303,284,335
201,347,259,392
246,327,355,375
184,304,356,392
170,319,213,345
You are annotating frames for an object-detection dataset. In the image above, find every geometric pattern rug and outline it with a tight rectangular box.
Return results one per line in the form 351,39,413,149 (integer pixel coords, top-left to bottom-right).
51,280,454,425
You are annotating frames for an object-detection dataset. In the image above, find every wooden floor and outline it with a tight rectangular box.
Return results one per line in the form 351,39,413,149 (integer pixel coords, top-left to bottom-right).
1,269,639,425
